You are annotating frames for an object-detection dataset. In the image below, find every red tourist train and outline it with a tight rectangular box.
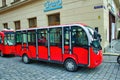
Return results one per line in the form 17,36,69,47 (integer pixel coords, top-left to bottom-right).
0,29,15,56
0,23,103,71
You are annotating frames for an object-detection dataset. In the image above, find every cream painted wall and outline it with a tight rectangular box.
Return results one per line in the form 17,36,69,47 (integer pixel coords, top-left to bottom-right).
0,0,45,30
6,0,14,6
0,0,2,7
61,0,104,41
0,0,25,7
0,0,119,49
0,0,105,46
61,0,106,47
0,0,14,7
102,0,110,48
0,0,104,29
102,0,120,48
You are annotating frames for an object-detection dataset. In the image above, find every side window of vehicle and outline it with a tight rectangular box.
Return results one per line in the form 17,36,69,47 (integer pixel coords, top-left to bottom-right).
64,27,69,45
28,30,36,45
4,34,10,45
50,27,62,46
22,31,27,44
16,32,22,44
11,34,15,41
72,26,88,46
3,33,15,45
37,29,48,46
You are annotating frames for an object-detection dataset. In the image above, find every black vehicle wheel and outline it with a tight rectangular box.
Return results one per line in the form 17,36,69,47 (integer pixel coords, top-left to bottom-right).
0,51,4,57
64,59,78,72
22,54,30,64
117,55,120,64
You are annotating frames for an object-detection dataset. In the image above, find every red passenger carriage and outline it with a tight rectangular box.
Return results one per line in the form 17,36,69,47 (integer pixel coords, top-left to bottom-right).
15,23,103,71
0,29,15,56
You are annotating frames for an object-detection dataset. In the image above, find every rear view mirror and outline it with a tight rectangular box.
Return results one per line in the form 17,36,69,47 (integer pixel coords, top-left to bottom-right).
94,32,102,42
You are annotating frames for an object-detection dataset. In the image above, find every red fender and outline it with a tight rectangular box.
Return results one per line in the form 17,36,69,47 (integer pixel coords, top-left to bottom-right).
20,49,32,58
63,54,78,64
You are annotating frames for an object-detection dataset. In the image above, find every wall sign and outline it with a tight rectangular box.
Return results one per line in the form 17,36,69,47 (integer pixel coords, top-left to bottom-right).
94,5,105,9
44,0,62,12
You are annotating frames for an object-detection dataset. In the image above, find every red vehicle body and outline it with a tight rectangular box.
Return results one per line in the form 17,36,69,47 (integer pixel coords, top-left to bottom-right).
0,29,15,56
15,23,103,71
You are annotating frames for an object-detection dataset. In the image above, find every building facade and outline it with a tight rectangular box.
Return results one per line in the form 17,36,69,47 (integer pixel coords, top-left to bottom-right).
0,0,120,49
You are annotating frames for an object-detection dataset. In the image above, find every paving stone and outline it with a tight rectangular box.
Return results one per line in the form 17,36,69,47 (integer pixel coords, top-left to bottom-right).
0,56,119,80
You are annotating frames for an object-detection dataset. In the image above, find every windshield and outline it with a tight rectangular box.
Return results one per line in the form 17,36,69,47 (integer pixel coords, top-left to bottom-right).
92,40,101,49
4,32,15,45
91,40,102,53
86,26,101,42
85,26,102,53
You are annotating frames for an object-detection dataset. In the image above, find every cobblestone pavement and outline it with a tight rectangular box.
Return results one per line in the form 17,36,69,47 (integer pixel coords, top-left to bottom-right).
0,56,120,80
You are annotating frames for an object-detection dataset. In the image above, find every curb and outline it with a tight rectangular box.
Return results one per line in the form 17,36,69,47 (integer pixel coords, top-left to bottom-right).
103,52,119,56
